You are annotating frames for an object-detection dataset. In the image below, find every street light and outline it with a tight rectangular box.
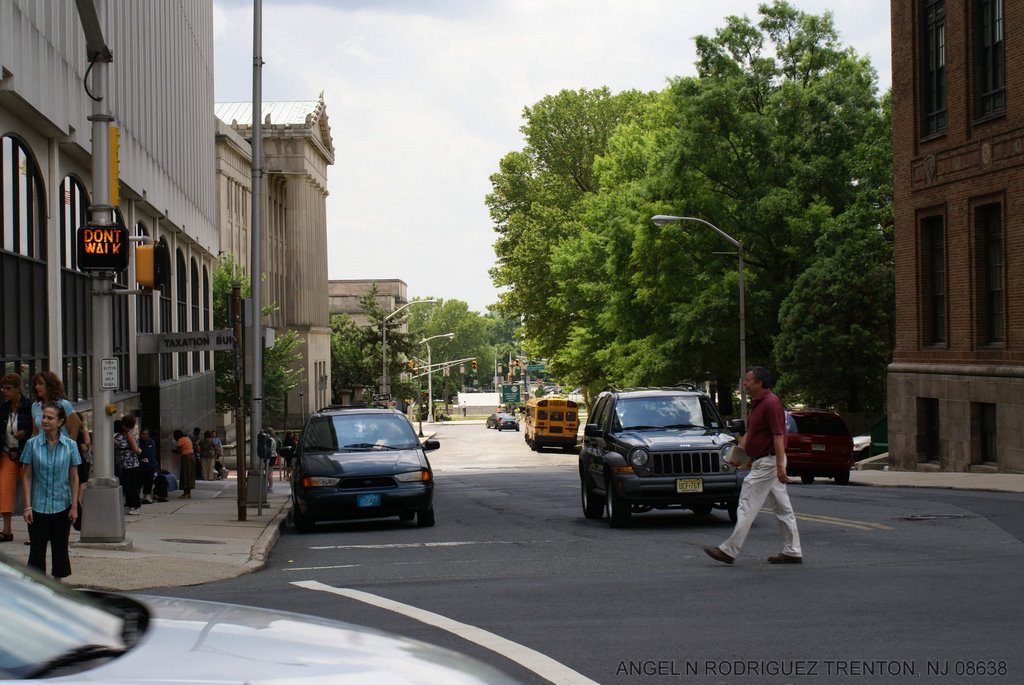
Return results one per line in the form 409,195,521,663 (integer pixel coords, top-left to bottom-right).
381,299,437,396
419,332,455,423
651,214,747,421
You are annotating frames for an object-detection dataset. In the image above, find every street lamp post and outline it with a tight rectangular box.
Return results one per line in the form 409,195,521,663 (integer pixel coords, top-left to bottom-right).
381,299,437,397
651,215,747,421
419,333,455,422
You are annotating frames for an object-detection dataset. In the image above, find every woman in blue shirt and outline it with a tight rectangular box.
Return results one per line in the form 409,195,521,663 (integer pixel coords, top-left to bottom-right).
21,402,81,579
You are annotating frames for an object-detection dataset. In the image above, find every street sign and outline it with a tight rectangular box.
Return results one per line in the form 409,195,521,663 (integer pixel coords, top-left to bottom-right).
137,329,236,354
374,393,391,402
527,363,546,371
77,224,129,271
100,358,119,389
501,383,521,404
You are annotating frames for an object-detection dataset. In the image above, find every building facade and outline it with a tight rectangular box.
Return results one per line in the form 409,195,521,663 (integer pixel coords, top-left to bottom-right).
1,1,218,464
215,99,334,425
890,0,1024,472
328,279,409,327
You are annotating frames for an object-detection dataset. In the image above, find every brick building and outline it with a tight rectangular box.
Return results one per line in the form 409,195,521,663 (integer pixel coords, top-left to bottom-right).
889,0,1023,473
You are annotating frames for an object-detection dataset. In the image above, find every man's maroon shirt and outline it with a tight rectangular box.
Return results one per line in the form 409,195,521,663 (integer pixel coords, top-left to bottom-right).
743,390,785,458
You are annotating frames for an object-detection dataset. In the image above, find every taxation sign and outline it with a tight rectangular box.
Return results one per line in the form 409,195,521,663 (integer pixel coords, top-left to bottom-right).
501,383,521,404
77,225,129,271
137,329,236,355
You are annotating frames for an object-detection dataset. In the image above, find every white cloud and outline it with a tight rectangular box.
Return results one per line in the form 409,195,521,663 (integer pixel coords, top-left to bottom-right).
213,0,892,312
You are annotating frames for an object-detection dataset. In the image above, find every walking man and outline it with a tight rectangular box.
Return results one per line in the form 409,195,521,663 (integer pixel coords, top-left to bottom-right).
705,366,802,565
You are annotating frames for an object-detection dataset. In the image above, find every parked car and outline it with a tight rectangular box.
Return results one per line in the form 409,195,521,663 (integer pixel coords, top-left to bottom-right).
785,409,855,485
291,407,438,532
0,556,519,684
579,388,744,527
495,413,519,431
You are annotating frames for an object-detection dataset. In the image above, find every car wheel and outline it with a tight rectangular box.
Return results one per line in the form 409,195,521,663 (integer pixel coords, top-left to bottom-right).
292,497,315,533
399,511,415,522
834,470,851,485
581,476,604,519
728,502,739,523
800,475,815,484
606,476,632,528
497,426,503,431
691,504,713,517
417,507,436,527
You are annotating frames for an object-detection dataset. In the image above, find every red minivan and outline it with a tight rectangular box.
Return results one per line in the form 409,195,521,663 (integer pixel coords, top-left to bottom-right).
785,410,854,485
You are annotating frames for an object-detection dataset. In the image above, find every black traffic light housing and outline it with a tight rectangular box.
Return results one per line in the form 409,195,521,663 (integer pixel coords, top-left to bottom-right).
136,240,170,291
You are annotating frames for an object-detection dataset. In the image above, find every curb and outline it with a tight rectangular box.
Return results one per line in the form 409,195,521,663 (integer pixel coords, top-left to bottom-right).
248,497,292,570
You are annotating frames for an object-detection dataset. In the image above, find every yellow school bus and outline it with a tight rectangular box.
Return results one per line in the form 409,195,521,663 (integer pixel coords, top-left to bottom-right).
524,396,580,453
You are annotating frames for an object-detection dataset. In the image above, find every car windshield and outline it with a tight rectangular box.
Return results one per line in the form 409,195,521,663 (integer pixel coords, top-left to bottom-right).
613,396,722,431
0,559,128,678
301,414,420,452
788,414,850,435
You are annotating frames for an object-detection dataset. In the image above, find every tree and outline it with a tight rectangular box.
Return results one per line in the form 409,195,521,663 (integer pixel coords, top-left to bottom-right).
212,255,303,422
487,1,893,413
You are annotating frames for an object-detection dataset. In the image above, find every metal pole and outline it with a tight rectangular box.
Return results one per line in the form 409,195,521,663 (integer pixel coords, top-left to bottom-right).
248,0,265,514
233,283,246,520
79,0,125,543
381,322,387,395
737,242,747,421
426,342,433,423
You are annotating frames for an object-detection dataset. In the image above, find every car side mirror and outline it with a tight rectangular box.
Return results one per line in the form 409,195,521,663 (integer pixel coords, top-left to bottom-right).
728,419,746,436
422,439,440,451
584,424,602,438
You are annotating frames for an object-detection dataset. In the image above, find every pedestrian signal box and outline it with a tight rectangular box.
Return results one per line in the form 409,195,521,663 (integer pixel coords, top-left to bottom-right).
135,242,170,291
77,225,129,272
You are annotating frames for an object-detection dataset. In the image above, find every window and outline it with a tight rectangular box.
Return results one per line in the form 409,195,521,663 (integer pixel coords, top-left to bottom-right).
976,0,1005,117
159,239,172,381
971,402,997,465
176,249,188,374
975,204,1004,345
916,398,940,463
203,266,211,371
190,258,200,373
0,135,48,382
920,216,946,345
923,0,947,135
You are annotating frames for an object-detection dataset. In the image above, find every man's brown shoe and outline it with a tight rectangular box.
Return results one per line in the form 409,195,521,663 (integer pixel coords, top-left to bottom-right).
767,553,802,564
704,547,735,565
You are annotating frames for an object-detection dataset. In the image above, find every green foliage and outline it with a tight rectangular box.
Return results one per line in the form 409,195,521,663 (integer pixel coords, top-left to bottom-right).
487,1,893,413
211,255,302,417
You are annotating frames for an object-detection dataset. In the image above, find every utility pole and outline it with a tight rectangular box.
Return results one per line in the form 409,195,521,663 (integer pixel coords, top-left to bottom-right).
248,0,266,513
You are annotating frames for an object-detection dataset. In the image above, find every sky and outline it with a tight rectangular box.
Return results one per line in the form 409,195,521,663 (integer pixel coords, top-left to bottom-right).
211,0,892,314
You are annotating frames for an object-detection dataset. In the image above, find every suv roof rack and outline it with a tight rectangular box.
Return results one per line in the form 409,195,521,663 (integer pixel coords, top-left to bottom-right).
604,385,702,393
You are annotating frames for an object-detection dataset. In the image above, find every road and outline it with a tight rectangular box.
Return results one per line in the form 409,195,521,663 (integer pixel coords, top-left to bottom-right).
162,422,1023,684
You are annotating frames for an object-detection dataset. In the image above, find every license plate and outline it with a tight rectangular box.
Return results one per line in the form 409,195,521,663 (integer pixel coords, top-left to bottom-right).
812,443,826,451
357,494,381,508
676,479,703,493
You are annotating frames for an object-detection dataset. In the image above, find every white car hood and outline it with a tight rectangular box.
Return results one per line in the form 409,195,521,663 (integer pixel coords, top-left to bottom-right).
52,595,518,685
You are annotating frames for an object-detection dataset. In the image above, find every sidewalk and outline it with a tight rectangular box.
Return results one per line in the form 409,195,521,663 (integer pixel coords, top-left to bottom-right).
0,474,291,591
1,460,1021,592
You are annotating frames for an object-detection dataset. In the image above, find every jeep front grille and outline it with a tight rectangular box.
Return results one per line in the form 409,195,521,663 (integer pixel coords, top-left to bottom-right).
651,451,721,475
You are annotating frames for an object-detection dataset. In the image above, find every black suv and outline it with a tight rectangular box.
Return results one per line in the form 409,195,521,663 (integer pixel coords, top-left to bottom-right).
579,388,743,527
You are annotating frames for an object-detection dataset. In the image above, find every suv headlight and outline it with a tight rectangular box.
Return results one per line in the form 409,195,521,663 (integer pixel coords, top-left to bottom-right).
629,447,649,467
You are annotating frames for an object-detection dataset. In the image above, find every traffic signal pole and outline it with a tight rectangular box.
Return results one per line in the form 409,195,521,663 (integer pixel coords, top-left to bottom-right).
76,0,126,543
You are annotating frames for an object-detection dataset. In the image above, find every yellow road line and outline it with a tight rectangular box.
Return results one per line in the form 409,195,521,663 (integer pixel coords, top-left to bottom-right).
786,511,893,531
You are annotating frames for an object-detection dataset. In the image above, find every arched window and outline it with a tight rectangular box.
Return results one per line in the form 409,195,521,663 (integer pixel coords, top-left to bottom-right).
203,265,211,370
190,257,200,372
176,248,188,375
159,237,172,381
1,134,48,381
58,175,93,401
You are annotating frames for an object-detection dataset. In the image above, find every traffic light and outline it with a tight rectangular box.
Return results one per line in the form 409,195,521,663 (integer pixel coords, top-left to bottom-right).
471,360,477,372
135,241,170,290
406,359,418,371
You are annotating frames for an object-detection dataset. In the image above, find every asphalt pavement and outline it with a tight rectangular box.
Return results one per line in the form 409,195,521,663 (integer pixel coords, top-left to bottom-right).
1,425,1022,591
